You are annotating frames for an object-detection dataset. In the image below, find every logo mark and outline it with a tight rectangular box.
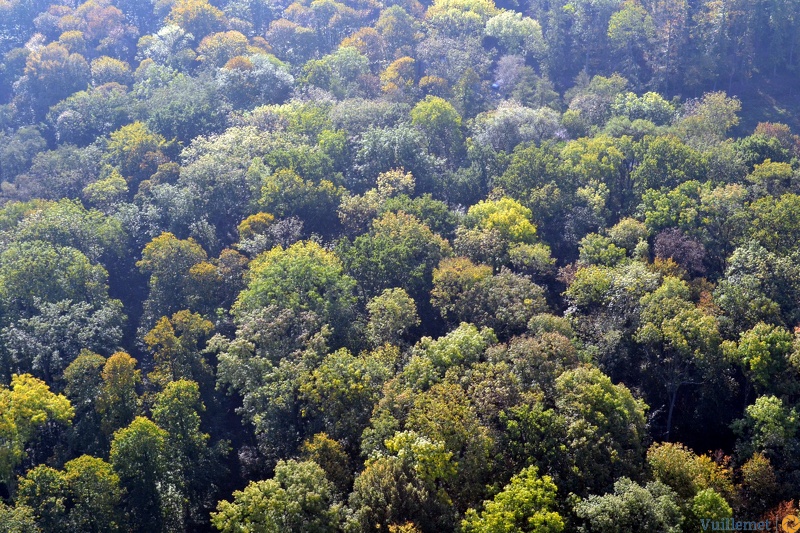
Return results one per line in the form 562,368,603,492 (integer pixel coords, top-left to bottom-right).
783,514,800,533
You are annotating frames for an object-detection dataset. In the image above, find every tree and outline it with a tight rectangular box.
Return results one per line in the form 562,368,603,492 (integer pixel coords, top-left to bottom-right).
354,124,443,194
104,122,170,186
637,279,722,439
484,11,547,59
216,53,294,109
713,243,800,333
471,102,563,154
462,465,564,533
16,42,90,119
143,72,231,144
2,299,124,385
109,417,169,533
62,455,123,532
137,233,208,327
152,380,224,530
432,259,548,337
136,24,196,70
732,395,799,475
578,233,628,266
144,310,213,389
646,442,735,502
554,366,648,496
90,57,132,86
211,460,344,532
258,168,344,233
404,382,495,509
63,352,106,456
723,323,795,398
749,194,800,255
340,212,451,300
690,489,733,531
0,374,74,488
299,348,393,447
407,323,497,384
197,31,249,68
0,241,111,325
96,352,140,438
0,127,47,184
301,433,352,493
607,3,656,89
235,240,356,338
653,228,706,276
302,46,372,99
466,197,538,246
13,144,103,201
166,0,225,39
0,501,39,532
631,135,706,194
366,288,420,347
215,305,327,462
677,92,741,147
15,465,66,532
10,198,126,264
348,452,455,532
574,478,684,533
410,96,463,161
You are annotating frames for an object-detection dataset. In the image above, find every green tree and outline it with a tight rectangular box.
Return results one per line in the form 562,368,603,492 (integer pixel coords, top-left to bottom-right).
63,352,106,456
348,453,455,532
0,241,111,326
62,455,123,532
340,211,452,299
137,233,208,327
574,478,684,533
484,11,546,59
410,95,463,161
109,417,169,533
714,243,800,333
632,135,707,194
0,501,39,532
689,489,733,531
431,258,548,337
555,366,648,496
749,194,800,255
299,348,394,446
635,277,722,439
235,240,356,338
211,460,344,532
152,380,224,530
15,465,66,532
366,288,420,347
462,465,563,533
215,306,327,462
723,323,795,397
732,395,799,474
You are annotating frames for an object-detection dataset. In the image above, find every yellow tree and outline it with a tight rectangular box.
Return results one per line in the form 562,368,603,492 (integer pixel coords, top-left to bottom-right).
167,0,226,39
0,374,74,487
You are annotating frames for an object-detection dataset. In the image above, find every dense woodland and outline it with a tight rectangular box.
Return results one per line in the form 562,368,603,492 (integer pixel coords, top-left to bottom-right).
0,0,799,530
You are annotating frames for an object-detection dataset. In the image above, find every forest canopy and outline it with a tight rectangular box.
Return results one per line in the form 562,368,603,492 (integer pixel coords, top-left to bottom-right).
0,0,800,530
